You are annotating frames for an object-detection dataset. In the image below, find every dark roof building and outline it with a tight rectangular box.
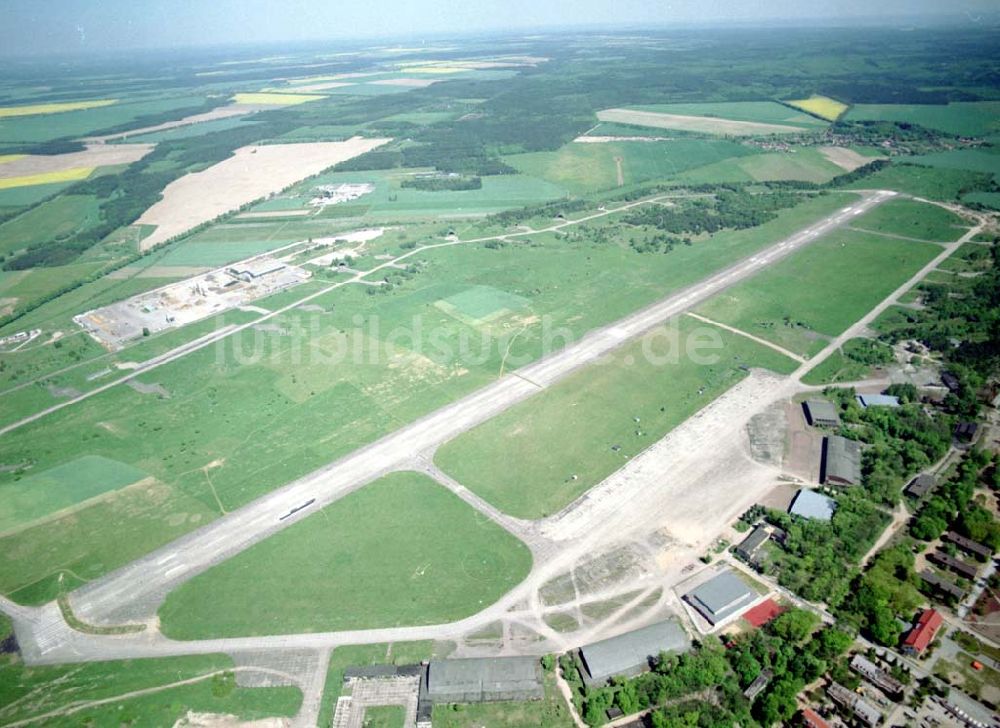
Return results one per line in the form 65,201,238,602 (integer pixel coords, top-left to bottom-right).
799,708,831,728
803,399,840,427
955,422,979,443
920,571,966,601
902,609,944,656
905,473,936,498
426,657,543,704
850,654,904,698
944,531,993,560
942,372,961,393
822,435,862,486
578,620,690,686
734,525,770,562
929,551,979,580
684,569,756,626
828,682,882,727
789,489,837,521
856,394,900,409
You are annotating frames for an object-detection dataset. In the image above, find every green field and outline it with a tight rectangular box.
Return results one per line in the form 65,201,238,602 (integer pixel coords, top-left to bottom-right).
907,148,1000,180
435,316,797,519
0,645,301,727
0,193,853,601
676,148,844,185
0,455,148,534
630,101,828,129
120,116,261,143
801,337,891,385
844,162,993,201
695,228,941,357
505,139,754,194
0,194,100,257
157,472,532,638
845,102,1000,137
850,197,969,241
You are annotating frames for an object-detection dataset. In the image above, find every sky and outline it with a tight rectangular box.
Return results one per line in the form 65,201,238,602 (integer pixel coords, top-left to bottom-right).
1,0,997,57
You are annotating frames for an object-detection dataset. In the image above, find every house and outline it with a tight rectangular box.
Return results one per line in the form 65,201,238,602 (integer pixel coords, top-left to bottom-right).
856,394,900,409
822,435,862,486
954,422,979,443
798,707,831,728
944,531,993,560
684,569,757,626
803,399,840,427
789,489,837,522
850,654,904,698
578,620,691,686
902,609,944,656
929,550,979,580
425,657,543,703
905,473,936,498
920,571,965,601
734,526,770,562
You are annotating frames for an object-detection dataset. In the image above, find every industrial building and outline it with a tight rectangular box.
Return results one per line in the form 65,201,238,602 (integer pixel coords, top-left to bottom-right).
850,654,903,698
855,394,900,409
902,609,944,656
734,525,770,562
821,435,862,486
578,619,691,685
425,657,543,704
684,569,757,626
788,489,837,522
944,531,993,560
803,399,840,427
905,473,936,499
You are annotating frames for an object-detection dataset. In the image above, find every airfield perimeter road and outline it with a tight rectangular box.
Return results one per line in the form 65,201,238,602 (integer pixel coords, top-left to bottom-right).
54,189,893,630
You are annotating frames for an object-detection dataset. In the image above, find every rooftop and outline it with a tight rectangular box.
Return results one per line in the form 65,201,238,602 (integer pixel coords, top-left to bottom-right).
823,435,861,485
426,657,541,699
789,489,837,522
804,399,840,426
579,619,691,683
685,569,756,625
856,393,900,408
903,609,943,653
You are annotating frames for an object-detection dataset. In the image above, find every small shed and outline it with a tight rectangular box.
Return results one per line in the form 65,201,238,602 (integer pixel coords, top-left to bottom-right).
803,399,840,427
822,435,862,486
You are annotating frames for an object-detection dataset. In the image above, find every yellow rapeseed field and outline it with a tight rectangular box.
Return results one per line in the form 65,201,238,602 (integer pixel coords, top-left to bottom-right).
785,95,848,121
231,92,324,106
0,99,117,118
0,154,25,165
0,167,94,189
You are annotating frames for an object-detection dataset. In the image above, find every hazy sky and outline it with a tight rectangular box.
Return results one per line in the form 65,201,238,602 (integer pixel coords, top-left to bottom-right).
1,0,996,56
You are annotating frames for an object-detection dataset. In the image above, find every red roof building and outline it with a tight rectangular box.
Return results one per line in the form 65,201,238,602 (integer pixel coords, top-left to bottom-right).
902,609,943,655
799,707,830,728
742,598,784,628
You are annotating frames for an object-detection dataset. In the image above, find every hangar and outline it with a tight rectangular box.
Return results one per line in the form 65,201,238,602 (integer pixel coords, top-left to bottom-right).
579,619,691,685
425,657,542,704
684,569,756,626
803,399,840,427
822,435,861,486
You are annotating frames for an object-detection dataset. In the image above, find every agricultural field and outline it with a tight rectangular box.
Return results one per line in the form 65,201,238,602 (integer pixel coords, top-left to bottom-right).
0,166,95,190
784,95,848,121
596,108,808,135
694,227,942,357
157,472,532,638
0,98,117,118
231,92,324,105
845,101,1000,137
675,147,845,185
435,316,798,519
0,194,100,257
628,101,828,129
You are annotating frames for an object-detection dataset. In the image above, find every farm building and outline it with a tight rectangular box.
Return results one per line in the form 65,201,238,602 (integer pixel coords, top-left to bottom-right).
734,525,770,562
929,550,979,580
799,707,831,728
856,393,900,408
684,569,756,626
425,657,543,704
850,654,903,698
578,619,691,685
919,570,965,601
803,399,840,427
944,531,992,559
902,609,943,656
905,473,936,498
821,435,861,486
789,489,836,521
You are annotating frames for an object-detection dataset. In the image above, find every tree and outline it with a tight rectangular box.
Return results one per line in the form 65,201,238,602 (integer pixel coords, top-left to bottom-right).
769,608,820,643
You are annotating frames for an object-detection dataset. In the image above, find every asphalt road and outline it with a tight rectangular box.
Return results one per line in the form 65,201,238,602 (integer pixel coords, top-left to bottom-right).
63,189,894,629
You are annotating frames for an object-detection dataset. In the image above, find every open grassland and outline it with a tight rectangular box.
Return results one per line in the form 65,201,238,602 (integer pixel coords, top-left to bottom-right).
907,148,1000,180
0,648,301,727
0,180,78,210
231,92,324,105
0,261,104,319
158,472,532,638
850,197,969,241
845,101,1000,137
844,162,993,201
675,148,844,185
0,98,117,118
505,139,754,194
629,101,827,128
0,194,100,257
432,667,572,727
694,228,941,357
0,455,148,535
136,138,390,250
0,193,853,600
435,316,797,519
0,166,94,189
784,95,849,121
800,337,892,385
597,108,806,135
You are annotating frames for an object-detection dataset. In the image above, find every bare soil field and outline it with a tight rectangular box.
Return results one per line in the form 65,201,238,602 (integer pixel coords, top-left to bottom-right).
279,81,354,93
136,138,390,251
819,146,883,171
0,143,153,179
85,104,267,143
597,108,805,136
369,78,439,88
